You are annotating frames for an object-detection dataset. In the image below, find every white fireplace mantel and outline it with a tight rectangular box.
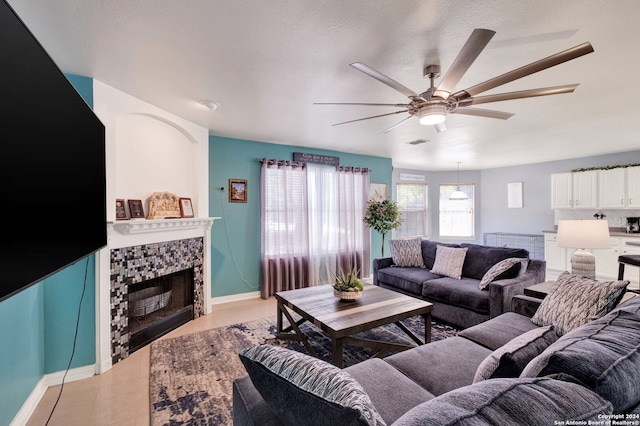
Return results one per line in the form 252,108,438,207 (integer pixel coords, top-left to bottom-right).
95,216,220,374
111,217,216,234
107,217,219,249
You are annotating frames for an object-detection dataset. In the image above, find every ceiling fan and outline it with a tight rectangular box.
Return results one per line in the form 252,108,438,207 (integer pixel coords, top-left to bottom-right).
315,29,594,133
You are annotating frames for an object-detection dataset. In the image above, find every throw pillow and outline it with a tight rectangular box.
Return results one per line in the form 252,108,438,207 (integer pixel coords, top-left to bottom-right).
389,238,424,267
238,345,385,426
479,257,526,289
521,308,640,413
473,325,558,382
530,271,629,335
460,244,529,280
430,245,468,280
391,377,612,426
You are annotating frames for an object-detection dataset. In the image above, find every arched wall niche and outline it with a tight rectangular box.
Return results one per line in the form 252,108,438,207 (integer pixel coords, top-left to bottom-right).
115,113,197,214
93,79,209,221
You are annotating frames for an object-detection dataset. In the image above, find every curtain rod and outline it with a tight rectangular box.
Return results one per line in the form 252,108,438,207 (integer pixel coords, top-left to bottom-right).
256,158,370,172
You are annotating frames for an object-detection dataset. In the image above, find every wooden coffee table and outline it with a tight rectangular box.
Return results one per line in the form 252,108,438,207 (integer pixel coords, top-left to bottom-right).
275,284,433,367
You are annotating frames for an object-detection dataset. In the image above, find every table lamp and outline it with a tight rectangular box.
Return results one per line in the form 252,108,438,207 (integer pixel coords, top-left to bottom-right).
556,219,611,279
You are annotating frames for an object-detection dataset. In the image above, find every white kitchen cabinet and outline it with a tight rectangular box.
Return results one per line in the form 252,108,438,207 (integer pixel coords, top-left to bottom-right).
544,232,567,271
572,170,598,209
551,171,597,209
592,237,621,280
627,166,640,208
551,173,573,209
598,168,626,208
599,166,640,209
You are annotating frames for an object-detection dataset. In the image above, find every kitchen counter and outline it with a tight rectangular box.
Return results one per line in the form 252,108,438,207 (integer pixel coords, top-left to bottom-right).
542,229,640,238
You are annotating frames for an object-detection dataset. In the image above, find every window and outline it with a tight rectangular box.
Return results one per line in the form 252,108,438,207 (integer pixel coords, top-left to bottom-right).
439,184,474,238
396,183,428,238
260,161,370,297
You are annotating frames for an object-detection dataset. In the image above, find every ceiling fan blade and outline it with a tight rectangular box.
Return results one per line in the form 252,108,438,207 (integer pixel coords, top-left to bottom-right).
351,62,420,98
452,42,594,101
382,116,415,133
433,29,496,99
314,102,411,107
434,122,447,133
453,107,514,120
331,110,408,126
460,84,580,106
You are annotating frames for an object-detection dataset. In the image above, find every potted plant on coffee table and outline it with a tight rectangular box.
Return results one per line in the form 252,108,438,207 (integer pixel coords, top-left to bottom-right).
333,267,364,301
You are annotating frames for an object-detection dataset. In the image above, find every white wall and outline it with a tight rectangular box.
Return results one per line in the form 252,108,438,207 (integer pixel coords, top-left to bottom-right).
481,151,640,234
392,150,640,242
92,80,209,221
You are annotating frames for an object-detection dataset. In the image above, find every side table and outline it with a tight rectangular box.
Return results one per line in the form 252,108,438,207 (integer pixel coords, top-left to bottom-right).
523,281,556,299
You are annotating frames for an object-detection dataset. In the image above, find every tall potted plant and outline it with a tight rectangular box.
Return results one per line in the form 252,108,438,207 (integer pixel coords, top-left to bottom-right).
363,198,401,257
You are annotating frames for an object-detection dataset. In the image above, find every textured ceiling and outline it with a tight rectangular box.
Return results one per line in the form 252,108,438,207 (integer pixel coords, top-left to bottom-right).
7,0,640,171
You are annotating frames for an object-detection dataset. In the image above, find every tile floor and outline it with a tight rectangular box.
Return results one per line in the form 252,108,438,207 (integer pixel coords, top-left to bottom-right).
26,297,277,426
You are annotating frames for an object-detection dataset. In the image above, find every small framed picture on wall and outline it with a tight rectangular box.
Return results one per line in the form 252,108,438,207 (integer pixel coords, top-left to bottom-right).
370,183,388,202
115,199,128,220
179,197,194,218
229,179,248,203
128,199,145,219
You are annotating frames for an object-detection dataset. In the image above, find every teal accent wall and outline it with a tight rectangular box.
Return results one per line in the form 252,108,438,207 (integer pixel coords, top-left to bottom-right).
209,136,393,298
66,74,94,108
0,73,98,424
43,256,96,372
0,285,44,426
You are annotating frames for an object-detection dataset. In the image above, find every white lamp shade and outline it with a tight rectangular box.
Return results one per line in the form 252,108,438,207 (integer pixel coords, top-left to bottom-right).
449,189,468,200
556,220,611,249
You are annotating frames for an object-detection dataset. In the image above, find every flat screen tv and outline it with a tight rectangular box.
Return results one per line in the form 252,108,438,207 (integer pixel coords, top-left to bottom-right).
1,0,106,303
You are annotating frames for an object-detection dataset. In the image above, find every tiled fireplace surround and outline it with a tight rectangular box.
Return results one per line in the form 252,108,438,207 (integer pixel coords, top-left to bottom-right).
109,237,204,364
96,218,216,373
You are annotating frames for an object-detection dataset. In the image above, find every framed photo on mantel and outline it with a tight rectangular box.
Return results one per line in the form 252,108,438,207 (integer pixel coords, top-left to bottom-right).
179,197,194,218
115,199,127,220
128,199,145,219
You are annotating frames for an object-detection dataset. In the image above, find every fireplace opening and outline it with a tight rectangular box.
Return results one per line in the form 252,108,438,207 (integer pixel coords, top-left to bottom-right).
128,268,194,353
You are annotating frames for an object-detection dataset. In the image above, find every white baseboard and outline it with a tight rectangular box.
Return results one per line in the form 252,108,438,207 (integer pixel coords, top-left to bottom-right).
210,291,260,306
10,364,95,426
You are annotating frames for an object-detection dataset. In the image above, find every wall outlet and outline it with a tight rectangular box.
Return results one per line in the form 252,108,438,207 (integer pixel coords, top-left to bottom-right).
615,217,623,225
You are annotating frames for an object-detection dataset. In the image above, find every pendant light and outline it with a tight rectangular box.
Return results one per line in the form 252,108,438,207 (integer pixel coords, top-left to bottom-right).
449,162,469,200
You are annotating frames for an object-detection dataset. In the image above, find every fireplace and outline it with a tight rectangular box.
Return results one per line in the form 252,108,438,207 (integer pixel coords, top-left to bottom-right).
97,218,216,372
127,268,194,353
109,236,206,364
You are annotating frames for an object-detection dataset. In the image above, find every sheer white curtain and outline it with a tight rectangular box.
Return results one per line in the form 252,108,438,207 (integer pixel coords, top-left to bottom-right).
260,160,309,299
260,161,370,298
306,165,371,285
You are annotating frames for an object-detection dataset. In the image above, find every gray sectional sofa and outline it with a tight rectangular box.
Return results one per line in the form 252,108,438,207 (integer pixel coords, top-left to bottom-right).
233,275,640,426
373,240,546,329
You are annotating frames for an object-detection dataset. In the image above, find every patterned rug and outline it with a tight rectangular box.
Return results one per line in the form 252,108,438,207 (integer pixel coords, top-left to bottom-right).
149,315,458,425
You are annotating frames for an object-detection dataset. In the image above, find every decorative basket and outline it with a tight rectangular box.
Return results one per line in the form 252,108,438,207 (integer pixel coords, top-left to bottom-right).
333,288,363,301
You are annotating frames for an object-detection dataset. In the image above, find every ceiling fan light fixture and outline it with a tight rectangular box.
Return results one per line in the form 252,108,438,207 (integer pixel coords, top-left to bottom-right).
418,104,447,125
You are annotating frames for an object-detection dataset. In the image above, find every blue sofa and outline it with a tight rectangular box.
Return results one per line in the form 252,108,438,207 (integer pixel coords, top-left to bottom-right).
373,240,546,329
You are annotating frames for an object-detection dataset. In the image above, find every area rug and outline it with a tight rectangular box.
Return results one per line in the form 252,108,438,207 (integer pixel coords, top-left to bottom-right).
149,315,458,426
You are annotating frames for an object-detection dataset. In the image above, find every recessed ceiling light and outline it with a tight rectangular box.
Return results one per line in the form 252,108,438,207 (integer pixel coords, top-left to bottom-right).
199,100,220,111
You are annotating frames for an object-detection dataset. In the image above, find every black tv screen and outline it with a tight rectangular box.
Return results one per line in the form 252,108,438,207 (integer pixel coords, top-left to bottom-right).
1,0,106,303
